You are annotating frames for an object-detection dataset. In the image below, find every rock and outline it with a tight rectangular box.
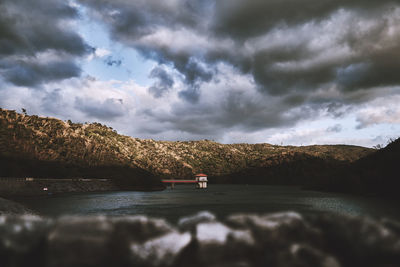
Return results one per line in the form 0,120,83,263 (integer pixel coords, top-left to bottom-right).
46,216,113,267
309,214,400,267
194,221,255,266
109,216,179,266
286,243,341,267
47,215,180,267
0,215,50,267
111,216,174,243
178,211,216,232
0,212,399,267
224,212,327,266
130,230,191,266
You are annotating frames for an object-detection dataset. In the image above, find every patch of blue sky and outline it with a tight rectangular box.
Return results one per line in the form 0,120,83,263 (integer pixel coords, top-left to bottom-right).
325,115,399,146
290,114,398,147
75,3,155,86
358,124,400,146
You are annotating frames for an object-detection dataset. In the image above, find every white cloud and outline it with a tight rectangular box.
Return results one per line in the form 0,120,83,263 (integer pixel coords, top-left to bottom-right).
87,48,111,61
356,94,400,128
95,48,111,58
3,1,400,147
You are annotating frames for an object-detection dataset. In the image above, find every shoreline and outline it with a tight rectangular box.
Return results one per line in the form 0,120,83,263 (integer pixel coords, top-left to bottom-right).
0,197,37,215
0,178,165,198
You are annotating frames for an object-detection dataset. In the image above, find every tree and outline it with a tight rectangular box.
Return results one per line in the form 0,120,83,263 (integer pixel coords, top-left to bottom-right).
373,144,383,150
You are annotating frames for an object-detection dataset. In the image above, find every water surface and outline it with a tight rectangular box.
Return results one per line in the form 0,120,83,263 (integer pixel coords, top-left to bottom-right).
15,185,400,222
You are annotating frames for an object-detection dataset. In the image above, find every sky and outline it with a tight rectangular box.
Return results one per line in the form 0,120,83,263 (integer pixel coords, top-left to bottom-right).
1,0,400,147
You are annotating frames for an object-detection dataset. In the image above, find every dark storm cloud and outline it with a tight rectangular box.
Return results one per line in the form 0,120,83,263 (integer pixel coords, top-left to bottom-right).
169,58,212,103
139,85,316,137
178,86,201,104
146,55,211,102
75,97,125,120
325,102,350,118
80,0,400,94
0,0,87,56
148,66,174,98
0,0,92,87
2,61,81,87
78,0,400,135
79,0,215,90
175,58,213,86
212,0,389,39
134,46,214,100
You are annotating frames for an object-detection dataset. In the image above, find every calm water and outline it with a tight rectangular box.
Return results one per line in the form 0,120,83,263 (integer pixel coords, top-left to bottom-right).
15,185,400,222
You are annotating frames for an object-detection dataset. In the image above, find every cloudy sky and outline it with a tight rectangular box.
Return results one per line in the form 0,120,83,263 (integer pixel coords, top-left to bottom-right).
1,0,400,147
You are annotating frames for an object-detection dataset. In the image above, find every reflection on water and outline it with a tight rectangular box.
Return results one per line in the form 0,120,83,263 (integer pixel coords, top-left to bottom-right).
15,185,400,222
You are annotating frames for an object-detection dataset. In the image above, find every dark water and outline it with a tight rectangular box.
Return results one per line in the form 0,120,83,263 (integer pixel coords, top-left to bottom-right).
15,185,400,222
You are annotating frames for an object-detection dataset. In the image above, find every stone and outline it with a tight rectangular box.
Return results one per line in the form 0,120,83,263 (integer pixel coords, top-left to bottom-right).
0,215,50,267
309,214,400,267
178,211,216,232
130,231,191,266
0,212,399,267
109,216,181,266
46,216,113,267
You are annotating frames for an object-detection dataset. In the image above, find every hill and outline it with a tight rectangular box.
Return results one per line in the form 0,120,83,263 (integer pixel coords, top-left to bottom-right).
0,108,373,186
348,137,400,195
283,137,400,196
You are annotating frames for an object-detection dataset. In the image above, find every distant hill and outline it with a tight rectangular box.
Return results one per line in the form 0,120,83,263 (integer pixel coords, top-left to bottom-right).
278,137,400,197
347,137,400,196
209,136,400,197
210,152,347,186
0,108,373,187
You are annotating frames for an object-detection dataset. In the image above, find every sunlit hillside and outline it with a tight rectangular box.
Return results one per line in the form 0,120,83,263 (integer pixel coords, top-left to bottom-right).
0,108,373,181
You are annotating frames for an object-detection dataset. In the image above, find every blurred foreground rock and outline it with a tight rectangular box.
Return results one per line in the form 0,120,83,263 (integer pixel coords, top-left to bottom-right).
0,211,399,267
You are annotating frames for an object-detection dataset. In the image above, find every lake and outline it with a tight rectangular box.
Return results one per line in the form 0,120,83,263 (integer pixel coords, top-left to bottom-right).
14,185,400,222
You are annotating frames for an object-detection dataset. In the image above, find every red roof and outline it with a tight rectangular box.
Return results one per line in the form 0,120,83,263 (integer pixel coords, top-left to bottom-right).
195,173,207,177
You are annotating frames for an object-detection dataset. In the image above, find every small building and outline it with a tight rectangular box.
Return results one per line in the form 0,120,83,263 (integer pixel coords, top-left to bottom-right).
195,173,208,189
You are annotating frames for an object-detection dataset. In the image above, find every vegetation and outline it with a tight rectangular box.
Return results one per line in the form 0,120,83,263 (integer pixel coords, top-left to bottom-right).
4,108,393,195
0,109,162,188
347,137,400,196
